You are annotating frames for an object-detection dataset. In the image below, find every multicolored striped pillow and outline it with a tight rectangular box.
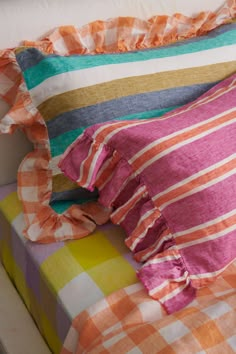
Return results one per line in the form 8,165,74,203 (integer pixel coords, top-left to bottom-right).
2,20,236,243
15,21,236,203
60,73,236,314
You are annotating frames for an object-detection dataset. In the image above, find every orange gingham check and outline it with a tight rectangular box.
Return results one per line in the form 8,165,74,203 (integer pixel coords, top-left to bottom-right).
0,0,235,243
61,261,236,353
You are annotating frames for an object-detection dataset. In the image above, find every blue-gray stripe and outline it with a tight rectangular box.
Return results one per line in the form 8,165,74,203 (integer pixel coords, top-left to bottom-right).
47,81,217,140
50,188,99,203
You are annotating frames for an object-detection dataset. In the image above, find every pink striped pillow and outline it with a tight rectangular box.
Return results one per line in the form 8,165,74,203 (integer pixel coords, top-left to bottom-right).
60,73,236,314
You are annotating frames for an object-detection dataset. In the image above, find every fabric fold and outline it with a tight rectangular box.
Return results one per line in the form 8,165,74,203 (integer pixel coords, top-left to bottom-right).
59,131,196,314
23,0,236,55
0,0,235,244
59,73,236,313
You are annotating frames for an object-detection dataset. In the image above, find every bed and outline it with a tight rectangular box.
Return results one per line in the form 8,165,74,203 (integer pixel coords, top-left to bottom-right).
0,1,235,353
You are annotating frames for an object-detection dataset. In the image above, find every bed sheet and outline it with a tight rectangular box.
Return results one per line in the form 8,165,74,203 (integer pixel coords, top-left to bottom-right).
0,183,139,353
0,183,236,353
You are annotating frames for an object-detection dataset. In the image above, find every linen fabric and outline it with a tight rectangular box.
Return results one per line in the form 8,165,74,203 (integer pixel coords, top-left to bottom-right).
0,184,235,354
62,267,236,354
0,183,139,353
0,0,231,187
60,74,236,313
0,6,235,243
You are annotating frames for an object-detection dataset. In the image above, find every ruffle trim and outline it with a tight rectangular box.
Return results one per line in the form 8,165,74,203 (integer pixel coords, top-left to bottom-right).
0,0,235,108
0,0,235,244
59,133,197,313
17,146,111,243
24,0,236,55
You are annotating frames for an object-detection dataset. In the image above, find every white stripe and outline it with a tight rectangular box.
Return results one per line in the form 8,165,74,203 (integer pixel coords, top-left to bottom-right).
103,332,126,349
150,271,189,298
177,223,236,249
78,142,104,188
50,155,62,175
112,185,147,223
135,114,236,178
144,253,180,267
159,278,190,303
149,279,169,296
153,153,236,203
129,79,236,166
190,259,235,280
139,234,173,262
95,154,116,189
84,119,152,187
81,81,236,187
130,107,236,167
83,83,236,185
174,209,236,238
30,45,236,106
128,209,160,251
160,166,236,210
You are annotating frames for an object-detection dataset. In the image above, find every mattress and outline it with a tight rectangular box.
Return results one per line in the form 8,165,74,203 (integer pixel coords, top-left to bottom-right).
1,186,236,353
0,183,139,353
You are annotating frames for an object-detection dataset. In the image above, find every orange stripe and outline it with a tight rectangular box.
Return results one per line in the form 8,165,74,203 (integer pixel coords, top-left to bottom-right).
175,213,236,245
125,209,161,249
134,229,170,262
150,280,184,301
78,142,99,186
96,151,121,188
112,187,146,224
80,121,138,186
155,157,236,207
191,274,221,288
132,110,236,172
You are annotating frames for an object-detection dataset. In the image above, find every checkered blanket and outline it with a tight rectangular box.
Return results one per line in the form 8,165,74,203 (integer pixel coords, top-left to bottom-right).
62,261,236,353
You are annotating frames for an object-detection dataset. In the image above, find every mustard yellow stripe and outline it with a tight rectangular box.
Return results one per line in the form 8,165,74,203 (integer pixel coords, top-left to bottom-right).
0,192,23,222
38,61,236,122
52,173,78,193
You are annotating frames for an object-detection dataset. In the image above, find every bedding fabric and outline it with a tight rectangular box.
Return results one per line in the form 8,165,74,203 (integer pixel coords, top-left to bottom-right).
0,9,236,243
60,74,236,314
0,1,230,188
0,183,139,353
0,184,235,354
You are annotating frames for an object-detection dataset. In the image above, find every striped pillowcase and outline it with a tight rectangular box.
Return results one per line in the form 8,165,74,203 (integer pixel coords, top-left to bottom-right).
15,21,236,204
59,73,236,314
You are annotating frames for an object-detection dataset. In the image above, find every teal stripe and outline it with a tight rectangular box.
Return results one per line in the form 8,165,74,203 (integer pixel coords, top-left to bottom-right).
50,106,178,157
24,29,236,89
51,199,92,213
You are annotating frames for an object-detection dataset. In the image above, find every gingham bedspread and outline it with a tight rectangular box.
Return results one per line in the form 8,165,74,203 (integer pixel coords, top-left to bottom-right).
0,185,235,354
63,262,236,353
0,183,139,353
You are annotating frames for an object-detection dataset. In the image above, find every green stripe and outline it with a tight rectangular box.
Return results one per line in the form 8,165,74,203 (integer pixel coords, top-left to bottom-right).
50,106,178,157
24,29,236,89
51,199,95,213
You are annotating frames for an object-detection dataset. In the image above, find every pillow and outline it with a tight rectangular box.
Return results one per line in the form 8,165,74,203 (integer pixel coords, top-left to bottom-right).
1,10,236,242
0,0,230,187
59,73,236,314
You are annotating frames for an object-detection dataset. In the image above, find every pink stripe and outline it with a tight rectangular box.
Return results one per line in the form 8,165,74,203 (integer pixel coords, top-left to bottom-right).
180,231,236,275
100,87,236,161
143,123,236,196
163,174,236,232
163,284,196,314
